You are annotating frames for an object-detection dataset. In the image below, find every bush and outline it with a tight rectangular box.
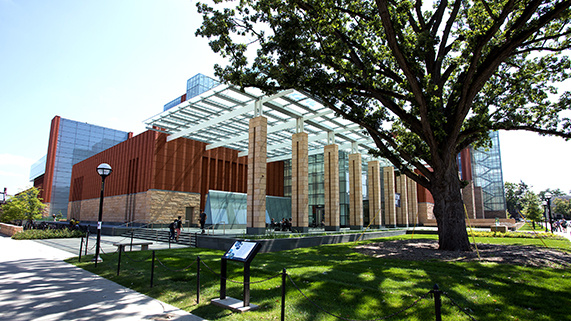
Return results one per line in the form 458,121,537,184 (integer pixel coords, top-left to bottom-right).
12,229,86,240
469,230,565,239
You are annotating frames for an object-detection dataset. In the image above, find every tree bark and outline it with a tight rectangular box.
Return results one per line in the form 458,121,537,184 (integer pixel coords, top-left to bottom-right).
430,160,472,251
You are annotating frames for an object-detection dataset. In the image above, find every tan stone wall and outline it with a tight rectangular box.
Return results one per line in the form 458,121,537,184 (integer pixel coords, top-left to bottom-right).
247,116,267,229
0,223,23,237
383,166,396,226
324,144,340,227
417,202,435,223
292,132,309,228
474,186,485,219
368,161,382,226
407,177,418,225
68,192,149,223
348,153,363,227
462,181,476,219
395,175,409,226
66,189,199,224
148,189,201,224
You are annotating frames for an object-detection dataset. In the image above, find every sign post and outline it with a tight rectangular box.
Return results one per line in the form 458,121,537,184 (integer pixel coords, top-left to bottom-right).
212,241,261,312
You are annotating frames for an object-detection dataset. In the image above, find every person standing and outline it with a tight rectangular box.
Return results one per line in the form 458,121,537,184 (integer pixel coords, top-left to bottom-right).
199,211,207,234
175,216,182,242
168,219,176,241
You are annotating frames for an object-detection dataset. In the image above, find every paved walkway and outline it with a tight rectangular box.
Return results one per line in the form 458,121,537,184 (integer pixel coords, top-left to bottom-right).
0,234,206,321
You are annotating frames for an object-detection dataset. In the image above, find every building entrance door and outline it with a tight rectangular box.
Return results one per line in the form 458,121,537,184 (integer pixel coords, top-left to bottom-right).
186,207,195,227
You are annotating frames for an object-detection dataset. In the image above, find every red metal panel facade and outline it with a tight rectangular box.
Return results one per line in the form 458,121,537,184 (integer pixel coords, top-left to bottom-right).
40,116,61,203
69,130,285,213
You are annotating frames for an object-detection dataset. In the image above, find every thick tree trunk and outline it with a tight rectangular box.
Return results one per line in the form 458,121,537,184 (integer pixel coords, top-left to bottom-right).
430,161,472,251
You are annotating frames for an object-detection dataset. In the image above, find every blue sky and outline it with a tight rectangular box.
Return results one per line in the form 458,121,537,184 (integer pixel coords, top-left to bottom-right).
1,0,570,196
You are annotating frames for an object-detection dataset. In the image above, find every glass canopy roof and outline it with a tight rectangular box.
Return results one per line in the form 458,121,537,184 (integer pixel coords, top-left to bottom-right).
145,84,387,164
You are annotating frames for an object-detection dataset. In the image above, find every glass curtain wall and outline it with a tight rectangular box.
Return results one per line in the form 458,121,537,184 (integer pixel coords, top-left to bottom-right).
471,131,506,212
204,190,291,229
51,119,129,217
284,151,350,227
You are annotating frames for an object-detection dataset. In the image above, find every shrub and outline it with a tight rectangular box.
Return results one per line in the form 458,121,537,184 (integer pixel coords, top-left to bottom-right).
12,229,86,240
469,230,565,240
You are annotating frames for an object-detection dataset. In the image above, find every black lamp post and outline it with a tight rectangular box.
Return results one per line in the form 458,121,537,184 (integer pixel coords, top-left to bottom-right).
542,200,548,232
545,192,553,233
94,163,112,267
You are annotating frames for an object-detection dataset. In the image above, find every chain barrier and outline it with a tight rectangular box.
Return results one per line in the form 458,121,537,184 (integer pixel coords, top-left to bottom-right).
122,249,154,262
442,291,477,321
200,260,282,285
287,274,432,321
99,245,118,256
155,256,197,272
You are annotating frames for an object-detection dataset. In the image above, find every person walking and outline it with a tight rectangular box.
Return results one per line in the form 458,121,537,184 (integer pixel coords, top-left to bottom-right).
175,216,182,242
168,219,176,241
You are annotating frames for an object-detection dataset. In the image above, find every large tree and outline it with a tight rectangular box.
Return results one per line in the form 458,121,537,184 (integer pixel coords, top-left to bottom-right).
197,0,571,250
0,187,45,226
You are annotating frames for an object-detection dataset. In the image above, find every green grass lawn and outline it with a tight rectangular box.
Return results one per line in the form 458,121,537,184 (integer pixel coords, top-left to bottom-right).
70,235,571,321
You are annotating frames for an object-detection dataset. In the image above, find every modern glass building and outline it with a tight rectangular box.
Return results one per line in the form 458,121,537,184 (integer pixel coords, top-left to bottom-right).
471,131,506,214
163,74,220,111
31,116,130,218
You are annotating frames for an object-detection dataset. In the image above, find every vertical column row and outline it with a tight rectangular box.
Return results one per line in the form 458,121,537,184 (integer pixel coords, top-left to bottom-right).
368,161,382,229
349,153,363,230
246,116,267,235
324,144,340,231
383,167,396,227
291,132,309,232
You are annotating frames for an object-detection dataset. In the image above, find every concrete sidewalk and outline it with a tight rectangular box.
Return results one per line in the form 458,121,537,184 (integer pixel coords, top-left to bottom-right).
0,235,206,321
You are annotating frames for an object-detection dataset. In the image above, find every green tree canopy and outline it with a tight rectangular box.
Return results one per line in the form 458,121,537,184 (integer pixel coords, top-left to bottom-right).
197,0,571,250
505,181,531,218
521,190,544,223
553,198,571,218
0,187,46,224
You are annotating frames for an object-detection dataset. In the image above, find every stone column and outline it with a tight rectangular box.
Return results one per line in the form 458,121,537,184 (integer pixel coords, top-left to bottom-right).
247,116,267,235
462,180,477,219
349,153,363,230
291,132,309,233
383,167,396,227
407,176,418,226
368,161,382,229
324,144,340,231
395,174,409,226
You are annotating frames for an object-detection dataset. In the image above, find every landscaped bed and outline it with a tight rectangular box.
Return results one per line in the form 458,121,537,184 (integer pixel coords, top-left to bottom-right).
70,234,571,321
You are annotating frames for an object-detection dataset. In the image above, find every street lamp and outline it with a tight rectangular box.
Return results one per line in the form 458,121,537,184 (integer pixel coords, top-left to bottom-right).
94,163,112,266
542,201,548,232
545,192,553,233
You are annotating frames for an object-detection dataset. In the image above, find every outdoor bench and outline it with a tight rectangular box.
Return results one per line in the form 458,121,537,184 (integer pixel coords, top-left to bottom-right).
112,241,153,251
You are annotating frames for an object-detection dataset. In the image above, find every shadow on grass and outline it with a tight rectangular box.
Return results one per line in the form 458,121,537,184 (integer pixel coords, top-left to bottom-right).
70,236,571,321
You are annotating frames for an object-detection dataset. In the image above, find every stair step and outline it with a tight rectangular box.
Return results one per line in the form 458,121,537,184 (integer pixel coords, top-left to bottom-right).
120,229,196,247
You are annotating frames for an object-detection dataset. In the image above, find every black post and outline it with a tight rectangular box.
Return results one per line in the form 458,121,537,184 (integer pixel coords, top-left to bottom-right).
94,176,107,267
281,268,286,321
547,198,553,233
196,256,201,303
244,262,251,307
130,231,134,251
85,230,89,256
169,236,171,249
150,250,155,288
117,245,123,276
433,284,442,321
220,258,227,299
78,236,84,262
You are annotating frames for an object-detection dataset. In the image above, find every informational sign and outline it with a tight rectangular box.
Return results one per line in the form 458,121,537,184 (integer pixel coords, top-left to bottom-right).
222,241,260,263
395,193,401,208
